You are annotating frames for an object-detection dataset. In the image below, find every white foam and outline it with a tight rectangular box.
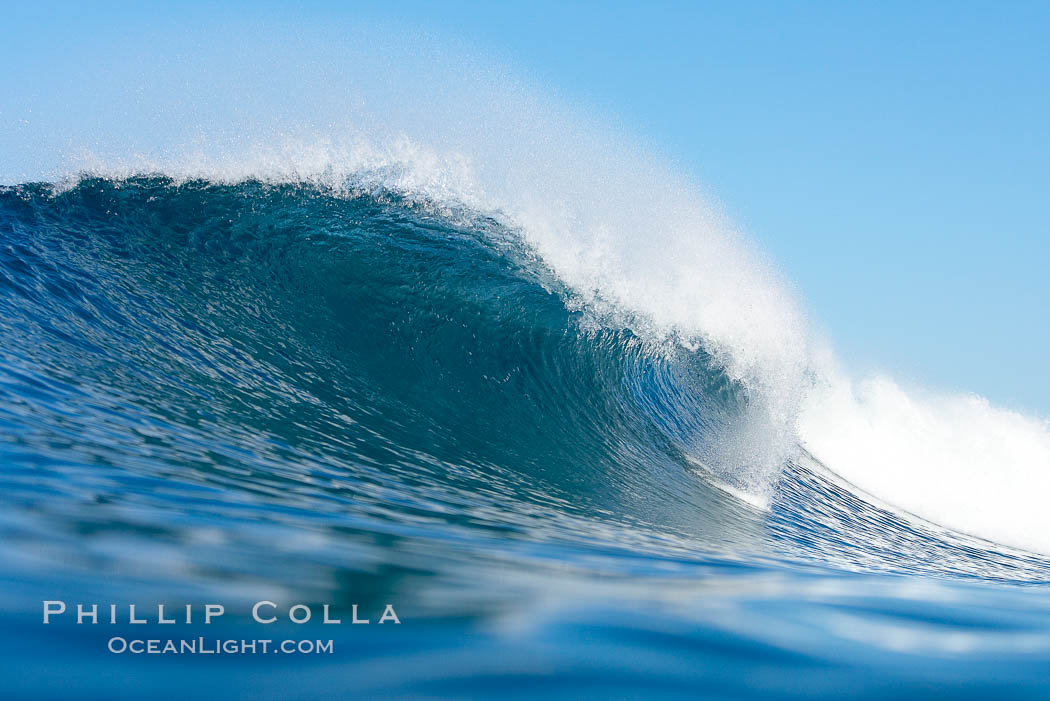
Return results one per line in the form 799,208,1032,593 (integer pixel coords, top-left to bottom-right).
799,369,1050,554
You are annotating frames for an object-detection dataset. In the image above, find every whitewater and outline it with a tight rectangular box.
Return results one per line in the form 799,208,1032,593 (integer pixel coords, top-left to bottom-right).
4,20,1050,700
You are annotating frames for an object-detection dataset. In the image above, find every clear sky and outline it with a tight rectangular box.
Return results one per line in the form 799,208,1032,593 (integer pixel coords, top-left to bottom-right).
3,1,1048,412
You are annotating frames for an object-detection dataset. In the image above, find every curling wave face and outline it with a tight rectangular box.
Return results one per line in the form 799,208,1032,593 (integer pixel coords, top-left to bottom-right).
0,176,780,574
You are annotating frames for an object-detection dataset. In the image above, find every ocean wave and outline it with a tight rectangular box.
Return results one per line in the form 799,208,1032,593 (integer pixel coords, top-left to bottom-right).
2,175,1049,574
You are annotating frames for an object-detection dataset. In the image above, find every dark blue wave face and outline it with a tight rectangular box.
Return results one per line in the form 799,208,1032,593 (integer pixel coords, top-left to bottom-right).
2,177,1050,699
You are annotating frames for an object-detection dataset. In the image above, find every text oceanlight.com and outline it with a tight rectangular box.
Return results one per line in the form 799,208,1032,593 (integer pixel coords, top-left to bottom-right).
107,637,335,655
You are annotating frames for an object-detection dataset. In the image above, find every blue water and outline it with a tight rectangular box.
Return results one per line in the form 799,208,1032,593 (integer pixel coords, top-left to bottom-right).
2,177,1050,699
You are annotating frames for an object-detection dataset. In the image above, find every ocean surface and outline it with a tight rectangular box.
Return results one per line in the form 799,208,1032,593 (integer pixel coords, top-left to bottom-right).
3,176,1050,699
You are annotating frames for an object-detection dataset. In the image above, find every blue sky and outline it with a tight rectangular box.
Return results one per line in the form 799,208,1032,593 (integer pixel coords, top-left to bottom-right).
3,1,1048,412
